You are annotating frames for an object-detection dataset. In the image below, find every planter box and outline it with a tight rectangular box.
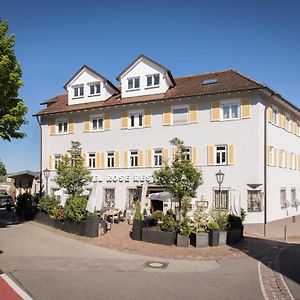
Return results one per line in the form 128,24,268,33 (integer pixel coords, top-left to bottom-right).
227,228,243,244
190,232,209,248
84,216,99,237
142,227,177,245
64,220,85,235
219,231,227,245
209,230,219,246
130,219,146,241
177,234,190,247
35,211,51,226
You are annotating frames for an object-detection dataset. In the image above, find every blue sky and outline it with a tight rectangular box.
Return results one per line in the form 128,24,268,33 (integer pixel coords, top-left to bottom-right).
0,0,299,172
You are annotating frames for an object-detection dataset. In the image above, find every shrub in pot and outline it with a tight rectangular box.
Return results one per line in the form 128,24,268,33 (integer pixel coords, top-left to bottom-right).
210,210,228,245
131,201,145,241
85,211,99,237
207,221,220,246
152,210,164,224
16,193,36,219
227,213,244,244
177,218,192,247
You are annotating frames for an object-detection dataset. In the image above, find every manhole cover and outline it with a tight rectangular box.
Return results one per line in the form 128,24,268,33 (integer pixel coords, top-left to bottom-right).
144,261,169,269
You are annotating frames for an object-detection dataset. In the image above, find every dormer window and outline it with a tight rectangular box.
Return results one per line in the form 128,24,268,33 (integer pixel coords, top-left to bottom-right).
128,77,140,90
73,85,84,98
146,74,160,87
89,82,101,96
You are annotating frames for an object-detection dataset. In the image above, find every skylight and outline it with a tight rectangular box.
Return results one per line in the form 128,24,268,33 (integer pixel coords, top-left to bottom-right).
202,79,219,85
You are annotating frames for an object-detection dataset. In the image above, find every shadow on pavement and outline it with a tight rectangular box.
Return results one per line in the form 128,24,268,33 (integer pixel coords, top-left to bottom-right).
232,236,300,285
0,209,25,228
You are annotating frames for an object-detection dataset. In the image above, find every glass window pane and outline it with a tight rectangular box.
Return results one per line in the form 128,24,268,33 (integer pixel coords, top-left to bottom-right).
223,105,230,119
80,86,84,96
231,104,238,118
64,122,68,132
135,77,140,88
139,114,143,126
90,85,94,95
128,79,133,89
154,74,159,85
131,115,135,127
98,118,103,129
96,84,100,94
147,76,152,86
74,88,78,97
173,107,188,125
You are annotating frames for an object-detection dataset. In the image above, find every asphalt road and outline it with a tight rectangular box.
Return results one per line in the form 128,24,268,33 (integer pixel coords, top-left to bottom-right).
0,221,264,300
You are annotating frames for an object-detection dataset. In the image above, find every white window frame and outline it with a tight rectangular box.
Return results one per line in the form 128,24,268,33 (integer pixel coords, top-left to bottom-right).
88,153,96,169
153,149,163,167
280,188,289,209
107,151,115,168
103,188,115,208
127,188,137,209
54,154,61,170
213,188,229,210
73,84,84,98
127,77,140,90
146,74,160,88
247,190,263,212
172,105,188,125
56,119,68,134
129,150,138,168
291,188,297,206
280,150,286,168
90,114,104,132
215,145,227,165
269,146,275,166
88,82,101,96
272,106,279,126
183,147,191,161
129,110,144,128
221,100,240,120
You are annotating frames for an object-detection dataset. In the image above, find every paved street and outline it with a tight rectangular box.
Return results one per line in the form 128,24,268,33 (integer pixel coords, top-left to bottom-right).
0,217,299,299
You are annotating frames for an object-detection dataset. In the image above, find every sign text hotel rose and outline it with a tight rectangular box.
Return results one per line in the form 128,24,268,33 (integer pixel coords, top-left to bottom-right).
103,174,154,183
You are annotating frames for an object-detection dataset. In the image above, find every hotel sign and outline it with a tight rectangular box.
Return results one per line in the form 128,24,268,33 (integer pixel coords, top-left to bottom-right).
106,174,153,183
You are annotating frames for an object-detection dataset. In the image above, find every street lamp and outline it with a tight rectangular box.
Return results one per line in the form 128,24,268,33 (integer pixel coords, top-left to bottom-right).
215,170,225,209
43,168,50,196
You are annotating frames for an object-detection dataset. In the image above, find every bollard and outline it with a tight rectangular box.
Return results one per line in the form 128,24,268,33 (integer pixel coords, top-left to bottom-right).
284,225,287,241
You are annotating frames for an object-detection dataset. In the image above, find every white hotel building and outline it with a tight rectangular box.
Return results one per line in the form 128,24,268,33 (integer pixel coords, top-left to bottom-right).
35,55,300,238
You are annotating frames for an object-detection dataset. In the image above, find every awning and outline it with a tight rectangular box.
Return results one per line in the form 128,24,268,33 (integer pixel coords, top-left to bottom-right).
149,192,175,202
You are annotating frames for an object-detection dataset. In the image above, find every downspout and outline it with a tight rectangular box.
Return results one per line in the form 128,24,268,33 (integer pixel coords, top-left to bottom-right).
36,115,42,198
264,93,274,237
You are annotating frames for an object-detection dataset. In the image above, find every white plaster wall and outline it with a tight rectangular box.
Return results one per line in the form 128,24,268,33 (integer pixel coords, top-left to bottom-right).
120,58,171,98
41,91,266,224
67,68,114,105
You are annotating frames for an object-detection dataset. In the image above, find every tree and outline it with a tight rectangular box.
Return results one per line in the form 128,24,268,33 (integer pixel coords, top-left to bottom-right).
54,141,92,196
0,19,27,141
153,138,203,216
0,159,6,176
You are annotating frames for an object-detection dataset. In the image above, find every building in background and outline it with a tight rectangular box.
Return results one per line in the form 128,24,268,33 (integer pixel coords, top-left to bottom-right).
35,55,300,238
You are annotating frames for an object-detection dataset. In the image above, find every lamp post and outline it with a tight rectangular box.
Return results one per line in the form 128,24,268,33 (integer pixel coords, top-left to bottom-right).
215,170,225,210
43,168,50,196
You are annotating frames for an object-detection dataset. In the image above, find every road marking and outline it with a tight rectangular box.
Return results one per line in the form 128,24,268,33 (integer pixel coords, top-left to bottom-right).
0,274,33,300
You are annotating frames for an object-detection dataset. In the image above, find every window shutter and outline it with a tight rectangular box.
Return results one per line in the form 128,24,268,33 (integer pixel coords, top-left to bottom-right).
228,144,235,165
274,148,277,167
267,107,272,122
115,151,120,168
211,101,220,121
279,150,283,168
83,116,90,132
289,152,292,169
298,155,300,171
192,146,197,165
207,145,214,166
147,149,152,167
266,145,270,165
162,107,171,126
241,98,251,119
293,120,297,135
48,155,53,170
138,150,144,167
163,149,169,165
285,151,288,168
68,117,74,133
49,120,56,135
104,113,111,130
144,109,152,127
189,104,198,123
121,112,128,129
96,152,104,169
124,151,128,168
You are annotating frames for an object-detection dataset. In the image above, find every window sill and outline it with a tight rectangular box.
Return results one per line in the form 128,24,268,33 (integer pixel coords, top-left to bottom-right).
126,88,140,92
128,126,144,130
72,96,84,99
88,94,101,97
145,85,160,90
220,117,241,122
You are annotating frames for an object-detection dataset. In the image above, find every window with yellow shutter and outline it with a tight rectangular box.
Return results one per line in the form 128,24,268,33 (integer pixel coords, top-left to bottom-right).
162,107,171,126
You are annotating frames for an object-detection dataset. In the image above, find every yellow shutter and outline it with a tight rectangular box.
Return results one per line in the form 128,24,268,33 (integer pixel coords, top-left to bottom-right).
147,149,152,167
121,112,128,129
104,113,111,130
138,150,144,167
124,151,128,168
207,145,214,166
289,152,292,169
192,146,197,165
228,144,235,165
285,151,288,168
83,116,90,132
293,120,297,135
241,98,251,119
48,155,53,170
96,152,104,169
279,113,283,128
211,101,220,121
163,149,169,166
144,109,152,127
279,150,283,168
298,155,300,171
189,104,198,123
267,107,272,123
266,145,270,165
68,117,74,133
281,114,286,128
162,107,171,126
115,151,120,168
49,120,56,135
274,148,277,167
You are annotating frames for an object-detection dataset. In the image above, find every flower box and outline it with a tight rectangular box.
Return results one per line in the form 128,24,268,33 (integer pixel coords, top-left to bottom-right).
176,234,190,247
142,227,177,245
190,232,209,248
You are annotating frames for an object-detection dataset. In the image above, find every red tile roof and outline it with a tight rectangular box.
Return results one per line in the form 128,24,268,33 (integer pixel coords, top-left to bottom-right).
35,69,265,116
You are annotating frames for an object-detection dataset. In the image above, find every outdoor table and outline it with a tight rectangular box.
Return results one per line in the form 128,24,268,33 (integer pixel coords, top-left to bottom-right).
103,209,120,227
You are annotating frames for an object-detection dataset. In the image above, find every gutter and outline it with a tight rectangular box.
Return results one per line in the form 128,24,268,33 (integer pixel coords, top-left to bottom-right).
35,115,42,198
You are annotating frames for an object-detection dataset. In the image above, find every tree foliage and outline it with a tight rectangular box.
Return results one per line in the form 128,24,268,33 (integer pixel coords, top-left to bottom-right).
54,141,92,196
0,19,27,141
153,138,203,210
0,159,6,176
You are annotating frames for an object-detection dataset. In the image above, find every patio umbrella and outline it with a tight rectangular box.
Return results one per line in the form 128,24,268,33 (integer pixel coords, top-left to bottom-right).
149,192,174,202
86,182,98,213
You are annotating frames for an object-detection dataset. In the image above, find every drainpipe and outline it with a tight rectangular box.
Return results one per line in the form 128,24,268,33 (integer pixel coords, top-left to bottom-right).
264,93,274,237
35,115,42,198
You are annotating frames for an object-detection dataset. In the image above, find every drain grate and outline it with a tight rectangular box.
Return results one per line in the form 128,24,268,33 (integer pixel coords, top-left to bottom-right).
144,261,169,269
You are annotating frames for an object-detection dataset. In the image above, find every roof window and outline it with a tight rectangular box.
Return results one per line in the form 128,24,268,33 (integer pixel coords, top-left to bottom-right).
202,79,219,85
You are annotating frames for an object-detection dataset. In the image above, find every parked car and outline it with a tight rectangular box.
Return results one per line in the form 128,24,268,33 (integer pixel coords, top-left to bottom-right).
0,195,13,209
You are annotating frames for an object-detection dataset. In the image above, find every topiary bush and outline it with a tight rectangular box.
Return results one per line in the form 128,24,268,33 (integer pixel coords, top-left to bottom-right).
133,200,144,221
37,196,60,215
152,210,164,221
64,196,88,222
227,214,243,229
16,193,33,216
179,217,192,236
210,210,228,230
207,221,220,231
160,214,177,232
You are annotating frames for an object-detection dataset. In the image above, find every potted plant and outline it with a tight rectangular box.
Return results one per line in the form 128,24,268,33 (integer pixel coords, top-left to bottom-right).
130,201,145,241
36,196,60,225
177,197,192,247
210,210,228,245
190,202,209,248
207,221,220,246
85,211,99,237
226,211,244,244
